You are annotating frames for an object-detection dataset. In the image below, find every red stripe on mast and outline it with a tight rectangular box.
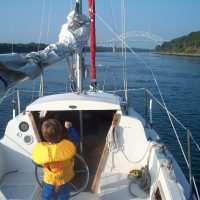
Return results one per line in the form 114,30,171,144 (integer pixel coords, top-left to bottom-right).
88,0,96,81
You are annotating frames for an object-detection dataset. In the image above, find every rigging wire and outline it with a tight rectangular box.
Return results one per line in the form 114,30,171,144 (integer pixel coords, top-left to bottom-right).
192,177,200,200
120,1,124,94
31,0,46,101
45,0,53,44
106,87,200,151
146,1,156,98
121,0,128,102
147,0,153,79
95,12,190,167
106,87,200,196
123,0,128,102
109,0,116,42
35,0,53,99
8,0,15,53
0,89,11,104
9,0,14,53
38,0,46,51
121,0,125,98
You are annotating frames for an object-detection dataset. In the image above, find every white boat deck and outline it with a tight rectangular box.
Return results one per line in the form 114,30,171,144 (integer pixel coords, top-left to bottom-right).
72,172,149,200
0,170,150,200
0,91,193,199
100,172,149,200
0,171,41,200
71,192,100,200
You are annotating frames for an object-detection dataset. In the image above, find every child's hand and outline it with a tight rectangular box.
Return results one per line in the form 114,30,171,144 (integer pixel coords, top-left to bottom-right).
64,121,72,129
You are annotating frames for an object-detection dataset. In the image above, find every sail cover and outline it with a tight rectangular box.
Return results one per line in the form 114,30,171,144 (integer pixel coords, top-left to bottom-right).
0,10,90,92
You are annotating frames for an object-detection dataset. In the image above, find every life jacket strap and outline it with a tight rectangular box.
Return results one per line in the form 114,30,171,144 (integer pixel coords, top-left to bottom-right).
44,161,61,171
56,161,61,170
44,163,52,171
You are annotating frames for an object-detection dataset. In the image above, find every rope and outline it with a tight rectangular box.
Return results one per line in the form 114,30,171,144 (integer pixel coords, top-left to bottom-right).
192,177,200,200
121,141,151,164
0,89,11,104
0,76,8,90
147,143,166,167
38,0,46,51
128,165,151,198
34,0,54,100
106,126,119,152
162,162,186,200
102,65,117,93
0,170,18,185
39,66,44,97
189,131,200,152
106,114,120,152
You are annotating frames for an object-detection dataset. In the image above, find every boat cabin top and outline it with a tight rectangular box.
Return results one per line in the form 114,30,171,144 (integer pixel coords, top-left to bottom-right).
26,92,122,111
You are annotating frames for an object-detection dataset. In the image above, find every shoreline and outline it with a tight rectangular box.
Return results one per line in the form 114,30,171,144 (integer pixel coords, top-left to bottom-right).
155,52,200,57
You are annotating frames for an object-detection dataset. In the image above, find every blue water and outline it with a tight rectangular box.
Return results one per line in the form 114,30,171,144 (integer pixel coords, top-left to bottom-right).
0,52,200,190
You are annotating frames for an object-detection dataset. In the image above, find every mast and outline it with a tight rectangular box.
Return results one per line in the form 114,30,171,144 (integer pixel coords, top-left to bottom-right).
88,0,97,88
76,0,83,93
75,0,84,153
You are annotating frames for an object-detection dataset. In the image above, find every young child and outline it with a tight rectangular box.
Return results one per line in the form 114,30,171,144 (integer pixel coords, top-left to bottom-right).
32,119,80,200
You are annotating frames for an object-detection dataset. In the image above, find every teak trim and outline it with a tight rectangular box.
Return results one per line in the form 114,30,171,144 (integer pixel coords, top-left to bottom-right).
28,112,41,142
91,143,109,193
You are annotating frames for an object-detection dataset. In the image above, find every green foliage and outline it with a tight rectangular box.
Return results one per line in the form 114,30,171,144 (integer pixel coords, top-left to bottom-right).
0,43,47,53
155,31,200,55
0,43,150,53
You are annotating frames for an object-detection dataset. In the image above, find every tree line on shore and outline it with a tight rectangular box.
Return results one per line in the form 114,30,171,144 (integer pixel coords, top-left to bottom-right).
155,31,200,55
0,42,150,54
0,43,47,54
1,31,200,55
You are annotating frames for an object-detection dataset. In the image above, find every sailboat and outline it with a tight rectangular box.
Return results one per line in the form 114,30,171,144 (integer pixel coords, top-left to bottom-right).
0,0,199,199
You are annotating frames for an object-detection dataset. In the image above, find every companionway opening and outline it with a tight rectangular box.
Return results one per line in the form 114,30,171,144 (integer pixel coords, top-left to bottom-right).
31,109,116,190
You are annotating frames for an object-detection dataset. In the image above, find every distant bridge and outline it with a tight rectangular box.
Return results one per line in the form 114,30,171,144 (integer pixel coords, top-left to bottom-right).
97,31,167,48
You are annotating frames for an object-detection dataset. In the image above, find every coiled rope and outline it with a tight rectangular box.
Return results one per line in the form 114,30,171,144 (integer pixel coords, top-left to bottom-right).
128,165,151,198
127,143,166,198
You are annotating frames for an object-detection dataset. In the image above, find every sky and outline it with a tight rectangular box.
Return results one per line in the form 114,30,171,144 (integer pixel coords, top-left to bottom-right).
0,0,200,48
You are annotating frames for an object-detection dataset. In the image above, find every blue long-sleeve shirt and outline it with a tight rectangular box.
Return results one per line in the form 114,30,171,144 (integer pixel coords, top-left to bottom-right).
67,127,80,147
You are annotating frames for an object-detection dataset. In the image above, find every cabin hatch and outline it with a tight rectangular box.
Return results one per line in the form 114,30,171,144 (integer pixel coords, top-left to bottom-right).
30,109,116,190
